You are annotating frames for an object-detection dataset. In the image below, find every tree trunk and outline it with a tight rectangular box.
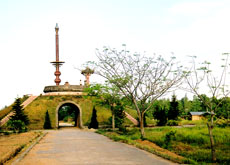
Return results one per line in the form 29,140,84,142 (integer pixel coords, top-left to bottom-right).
112,112,115,131
140,113,145,139
207,114,216,162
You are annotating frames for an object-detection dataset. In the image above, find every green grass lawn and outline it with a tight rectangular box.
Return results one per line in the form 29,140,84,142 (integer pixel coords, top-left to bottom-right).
179,119,206,126
98,125,230,164
145,126,230,164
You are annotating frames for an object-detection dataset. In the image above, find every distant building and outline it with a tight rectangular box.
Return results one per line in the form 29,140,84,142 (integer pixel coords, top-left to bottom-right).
190,112,207,121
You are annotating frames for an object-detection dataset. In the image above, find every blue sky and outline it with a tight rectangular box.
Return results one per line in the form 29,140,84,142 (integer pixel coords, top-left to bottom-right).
1,0,230,108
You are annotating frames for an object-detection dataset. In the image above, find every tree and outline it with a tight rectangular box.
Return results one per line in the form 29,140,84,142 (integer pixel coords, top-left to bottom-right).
137,113,147,127
113,102,126,130
179,94,191,117
8,98,29,132
87,45,185,138
168,94,180,120
190,95,203,112
58,106,75,123
43,110,52,129
198,94,210,111
85,83,125,131
183,54,230,162
217,97,230,119
88,106,98,129
153,105,168,126
10,98,29,125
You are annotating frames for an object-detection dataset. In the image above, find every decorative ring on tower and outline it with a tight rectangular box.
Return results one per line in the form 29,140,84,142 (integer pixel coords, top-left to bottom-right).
55,71,61,76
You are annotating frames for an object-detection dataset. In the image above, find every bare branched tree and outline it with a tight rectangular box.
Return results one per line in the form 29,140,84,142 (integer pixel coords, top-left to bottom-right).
183,54,230,162
87,45,185,138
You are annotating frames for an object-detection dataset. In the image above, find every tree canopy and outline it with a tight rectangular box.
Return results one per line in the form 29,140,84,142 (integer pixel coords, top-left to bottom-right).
86,45,185,137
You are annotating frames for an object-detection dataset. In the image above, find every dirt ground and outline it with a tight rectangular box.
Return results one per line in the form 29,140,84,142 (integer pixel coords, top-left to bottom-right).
0,131,42,164
136,140,184,160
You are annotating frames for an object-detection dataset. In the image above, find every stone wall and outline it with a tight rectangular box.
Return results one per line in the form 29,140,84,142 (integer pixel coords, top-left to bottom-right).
43,85,84,93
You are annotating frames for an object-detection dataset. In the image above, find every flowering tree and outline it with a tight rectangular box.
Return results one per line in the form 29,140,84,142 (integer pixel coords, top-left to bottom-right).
87,45,185,137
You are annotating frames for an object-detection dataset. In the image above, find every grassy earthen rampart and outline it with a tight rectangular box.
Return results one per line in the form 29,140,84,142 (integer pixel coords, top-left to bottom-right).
24,95,112,129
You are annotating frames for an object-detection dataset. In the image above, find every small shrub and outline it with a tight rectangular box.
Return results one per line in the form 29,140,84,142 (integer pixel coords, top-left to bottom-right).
63,116,69,122
118,126,127,134
125,128,139,135
215,118,230,128
43,110,52,129
167,120,179,126
164,130,176,149
7,120,27,133
4,131,10,135
88,107,98,129
48,96,54,100
112,135,129,142
130,135,140,140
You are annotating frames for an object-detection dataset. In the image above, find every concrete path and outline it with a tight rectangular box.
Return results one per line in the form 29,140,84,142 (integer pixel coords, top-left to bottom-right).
17,128,175,165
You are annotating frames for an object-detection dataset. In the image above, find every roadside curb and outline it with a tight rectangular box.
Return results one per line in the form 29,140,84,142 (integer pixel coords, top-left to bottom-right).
12,131,48,164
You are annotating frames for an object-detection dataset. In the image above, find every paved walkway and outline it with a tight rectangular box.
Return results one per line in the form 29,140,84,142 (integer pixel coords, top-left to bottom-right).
17,128,175,165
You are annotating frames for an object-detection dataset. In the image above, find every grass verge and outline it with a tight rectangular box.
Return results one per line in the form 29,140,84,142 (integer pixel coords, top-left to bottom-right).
96,129,196,164
97,126,230,164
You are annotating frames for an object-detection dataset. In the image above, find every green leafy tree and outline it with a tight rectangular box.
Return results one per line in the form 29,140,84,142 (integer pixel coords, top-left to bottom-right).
217,97,230,119
153,105,168,126
190,96,203,112
87,45,185,138
113,102,126,130
179,94,191,115
168,94,180,120
10,98,29,125
198,94,211,111
43,110,52,129
85,83,125,131
58,106,75,122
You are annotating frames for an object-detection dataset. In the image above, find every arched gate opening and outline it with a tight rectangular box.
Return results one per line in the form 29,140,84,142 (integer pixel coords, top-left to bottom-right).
56,101,83,128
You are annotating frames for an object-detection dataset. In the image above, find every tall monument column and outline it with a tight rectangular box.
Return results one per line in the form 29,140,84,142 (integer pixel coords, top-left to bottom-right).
51,23,64,86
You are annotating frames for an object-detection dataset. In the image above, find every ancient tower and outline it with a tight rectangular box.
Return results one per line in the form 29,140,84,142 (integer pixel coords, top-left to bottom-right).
81,67,94,86
50,23,65,86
